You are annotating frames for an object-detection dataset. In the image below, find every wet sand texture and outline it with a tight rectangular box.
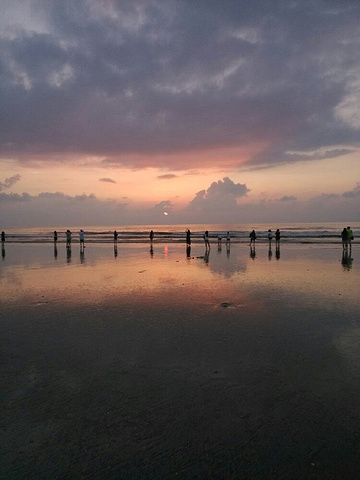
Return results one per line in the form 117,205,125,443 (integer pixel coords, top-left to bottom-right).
1,243,359,478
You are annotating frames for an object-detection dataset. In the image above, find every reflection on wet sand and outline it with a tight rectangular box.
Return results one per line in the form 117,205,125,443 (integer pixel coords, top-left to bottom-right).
342,249,353,270
0,243,357,310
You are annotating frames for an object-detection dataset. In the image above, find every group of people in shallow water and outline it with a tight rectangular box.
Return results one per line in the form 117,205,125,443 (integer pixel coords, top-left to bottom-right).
53,229,85,253
0,226,355,252
341,226,353,250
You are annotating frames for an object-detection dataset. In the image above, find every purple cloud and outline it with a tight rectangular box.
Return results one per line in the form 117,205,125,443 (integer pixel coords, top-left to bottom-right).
0,174,21,191
99,178,117,184
157,174,177,180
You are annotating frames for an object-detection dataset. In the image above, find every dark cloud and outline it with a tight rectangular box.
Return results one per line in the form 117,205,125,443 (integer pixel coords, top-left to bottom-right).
0,192,30,202
280,195,296,202
0,174,21,191
342,184,360,198
157,174,177,180
0,1,360,169
99,177,117,183
0,180,359,226
0,191,128,226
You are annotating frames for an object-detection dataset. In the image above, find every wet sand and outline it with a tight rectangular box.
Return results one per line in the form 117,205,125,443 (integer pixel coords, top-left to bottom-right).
1,242,359,479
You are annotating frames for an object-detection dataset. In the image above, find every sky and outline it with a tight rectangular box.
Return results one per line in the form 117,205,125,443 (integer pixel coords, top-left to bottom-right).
0,0,359,227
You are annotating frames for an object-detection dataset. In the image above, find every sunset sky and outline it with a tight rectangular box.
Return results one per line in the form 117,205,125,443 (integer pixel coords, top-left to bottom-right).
1,0,359,227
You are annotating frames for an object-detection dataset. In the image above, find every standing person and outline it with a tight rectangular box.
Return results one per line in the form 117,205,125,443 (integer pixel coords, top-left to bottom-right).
267,229,273,246
79,229,85,251
275,229,281,246
1,231,5,258
114,230,118,244
204,230,210,249
149,230,154,242
341,227,348,249
249,229,256,245
186,229,191,245
66,229,72,248
53,230,58,243
347,226,353,248
226,231,230,245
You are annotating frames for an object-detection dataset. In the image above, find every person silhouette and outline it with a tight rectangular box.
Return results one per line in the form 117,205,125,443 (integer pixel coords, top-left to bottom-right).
275,229,281,246
347,226,353,250
341,227,348,249
79,229,85,252
66,229,72,248
204,230,210,250
249,229,256,245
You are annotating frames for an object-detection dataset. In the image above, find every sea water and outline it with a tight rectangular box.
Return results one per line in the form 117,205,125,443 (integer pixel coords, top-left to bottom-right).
1,222,358,244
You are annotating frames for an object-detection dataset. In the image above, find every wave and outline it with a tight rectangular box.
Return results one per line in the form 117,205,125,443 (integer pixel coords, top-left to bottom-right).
1,222,358,245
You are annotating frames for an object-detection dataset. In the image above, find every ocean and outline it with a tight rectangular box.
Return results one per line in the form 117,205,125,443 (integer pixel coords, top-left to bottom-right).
1,222,358,245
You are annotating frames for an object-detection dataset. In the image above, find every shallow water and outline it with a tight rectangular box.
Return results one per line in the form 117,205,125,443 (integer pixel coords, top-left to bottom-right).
1,242,358,308
2,221,359,244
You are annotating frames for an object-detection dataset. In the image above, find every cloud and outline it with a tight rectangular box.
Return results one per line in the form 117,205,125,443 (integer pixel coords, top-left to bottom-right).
0,1,359,170
0,179,359,226
279,195,296,202
187,177,249,221
205,177,249,198
99,177,116,183
342,184,360,198
157,174,177,180
0,191,30,202
153,200,172,213
0,174,21,191
0,191,128,226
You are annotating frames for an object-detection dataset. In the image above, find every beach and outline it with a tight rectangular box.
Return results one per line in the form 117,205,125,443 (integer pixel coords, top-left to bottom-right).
1,241,359,479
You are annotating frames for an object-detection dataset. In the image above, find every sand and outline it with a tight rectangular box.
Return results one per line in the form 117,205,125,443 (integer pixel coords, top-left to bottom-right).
1,242,359,479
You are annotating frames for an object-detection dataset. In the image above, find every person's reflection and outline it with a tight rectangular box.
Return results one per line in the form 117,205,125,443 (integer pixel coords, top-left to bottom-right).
204,248,210,263
341,249,353,270
114,245,118,258
150,244,154,257
54,244,58,259
80,249,85,264
1,244,5,259
186,245,191,258
275,245,280,260
250,245,256,259
66,246,72,263
226,241,230,257
268,246,272,260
